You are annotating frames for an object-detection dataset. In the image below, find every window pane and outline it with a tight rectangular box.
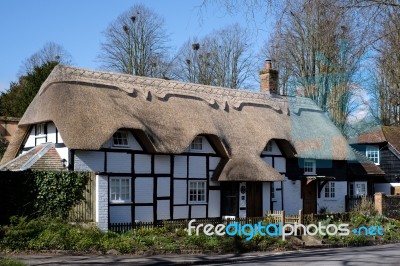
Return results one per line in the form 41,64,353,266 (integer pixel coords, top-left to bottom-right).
189,181,206,203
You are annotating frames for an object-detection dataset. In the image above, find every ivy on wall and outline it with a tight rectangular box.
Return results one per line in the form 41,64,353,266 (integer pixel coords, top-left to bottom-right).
33,171,90,219
0,170,90,224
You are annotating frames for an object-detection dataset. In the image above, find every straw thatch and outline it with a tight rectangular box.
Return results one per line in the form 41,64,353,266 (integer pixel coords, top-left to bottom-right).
1,65,355,181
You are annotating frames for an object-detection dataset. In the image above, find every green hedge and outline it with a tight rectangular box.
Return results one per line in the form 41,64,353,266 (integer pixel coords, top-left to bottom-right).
0,170,90,224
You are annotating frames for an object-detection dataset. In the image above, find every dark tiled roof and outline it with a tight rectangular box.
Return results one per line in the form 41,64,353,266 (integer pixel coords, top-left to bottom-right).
0,143,64,171
348,149,385,176
356,128,386,144
382,126,400,155
31,147,64,170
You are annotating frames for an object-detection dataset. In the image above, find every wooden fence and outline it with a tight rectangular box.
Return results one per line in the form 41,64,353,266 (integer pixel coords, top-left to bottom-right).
67,172,96,222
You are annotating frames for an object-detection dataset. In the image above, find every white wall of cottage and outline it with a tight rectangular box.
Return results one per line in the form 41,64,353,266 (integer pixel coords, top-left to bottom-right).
317,181,347,213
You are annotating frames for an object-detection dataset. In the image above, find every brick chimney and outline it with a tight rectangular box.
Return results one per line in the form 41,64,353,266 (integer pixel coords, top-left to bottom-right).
259,60,279,94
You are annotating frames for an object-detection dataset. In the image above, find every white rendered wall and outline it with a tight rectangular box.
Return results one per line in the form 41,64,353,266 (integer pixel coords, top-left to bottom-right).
262,182,271,216
317,181,347,213
96,175,108,231
208,190,220,217
282,177,302,215
46,122,57,143
74,151,105,172
109,206,131,223
107,152,131,173
188,156,207,178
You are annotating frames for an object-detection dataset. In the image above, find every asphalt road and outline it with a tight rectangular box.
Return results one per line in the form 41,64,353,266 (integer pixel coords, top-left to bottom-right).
6,243,400,265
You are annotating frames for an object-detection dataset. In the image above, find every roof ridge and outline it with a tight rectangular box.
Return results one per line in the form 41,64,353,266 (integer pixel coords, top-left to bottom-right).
38,65,320,115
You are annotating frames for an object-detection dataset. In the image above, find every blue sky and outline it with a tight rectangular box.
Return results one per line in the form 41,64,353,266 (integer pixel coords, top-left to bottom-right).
0,1,274,92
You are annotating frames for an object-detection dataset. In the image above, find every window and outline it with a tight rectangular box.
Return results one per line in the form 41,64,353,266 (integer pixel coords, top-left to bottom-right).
350,182,367,196
324,182,335,198
110,177,131,202
190,136,203,151
188,181,206,203
264,141,273,152
304,159,316,175
366,145,379,164
113,130,129,147
35,123,46,136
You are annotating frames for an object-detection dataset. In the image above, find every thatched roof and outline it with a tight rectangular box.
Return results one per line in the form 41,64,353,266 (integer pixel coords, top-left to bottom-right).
1,65,355,181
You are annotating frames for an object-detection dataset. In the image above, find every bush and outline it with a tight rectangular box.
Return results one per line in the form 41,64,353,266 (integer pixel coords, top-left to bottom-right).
0,258,26,266
351,197,376,216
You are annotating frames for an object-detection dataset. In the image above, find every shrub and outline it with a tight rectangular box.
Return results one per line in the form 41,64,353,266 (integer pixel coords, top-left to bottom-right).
0,258,26,266
351,197,376,216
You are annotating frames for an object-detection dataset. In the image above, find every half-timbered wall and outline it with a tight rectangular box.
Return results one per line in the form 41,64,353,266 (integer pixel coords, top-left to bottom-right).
22,122,68,163
74,134,221,225
261,140,286,212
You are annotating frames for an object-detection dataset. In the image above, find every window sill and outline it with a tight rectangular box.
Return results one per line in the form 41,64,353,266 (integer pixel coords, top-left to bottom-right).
188,202,207,205
110,201,132,204
112,145,130,148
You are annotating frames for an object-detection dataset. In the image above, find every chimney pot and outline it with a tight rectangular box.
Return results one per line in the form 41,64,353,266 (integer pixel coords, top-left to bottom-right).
265,59,272,70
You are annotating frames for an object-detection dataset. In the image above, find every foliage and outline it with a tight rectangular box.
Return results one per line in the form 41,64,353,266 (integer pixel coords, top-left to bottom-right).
32,171,90,218
0,170,90,224
0,217,291,254
0,61,58,117
351,196,376,216
0,257,26,266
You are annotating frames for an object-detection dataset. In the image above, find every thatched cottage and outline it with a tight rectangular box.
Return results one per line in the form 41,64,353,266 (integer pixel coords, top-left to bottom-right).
1,63,358,230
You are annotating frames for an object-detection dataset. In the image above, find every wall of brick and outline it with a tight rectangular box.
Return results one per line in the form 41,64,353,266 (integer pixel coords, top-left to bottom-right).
96,175,108,231
375,192,400,219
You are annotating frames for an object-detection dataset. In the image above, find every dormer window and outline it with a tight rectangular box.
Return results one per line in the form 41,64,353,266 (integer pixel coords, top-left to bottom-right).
35,123,46,137
264,141,273,152
113,130,129,147
304,159,316,175
366,145,379,165
190,136,203,151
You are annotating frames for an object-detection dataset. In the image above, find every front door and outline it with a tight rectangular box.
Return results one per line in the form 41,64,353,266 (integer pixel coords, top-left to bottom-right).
246,182,262,217
221,182,239,216
303,180,317,214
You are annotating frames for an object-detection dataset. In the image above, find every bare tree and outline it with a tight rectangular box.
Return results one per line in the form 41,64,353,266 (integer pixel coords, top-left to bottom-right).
263,0,369,132
374,6,400,125
19,42,72,75
173,24,254,89
99,4,171,78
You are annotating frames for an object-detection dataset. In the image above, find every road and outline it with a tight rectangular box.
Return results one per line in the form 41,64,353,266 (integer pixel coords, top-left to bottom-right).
6,243,400,265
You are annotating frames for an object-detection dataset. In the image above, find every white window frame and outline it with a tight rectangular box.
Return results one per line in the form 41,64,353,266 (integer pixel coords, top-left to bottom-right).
304,159,316,175
324,181,335,198
110,177,131,203
188,180,207,204
35,123,46,137
264,141,273,152
112,130,129,147
366,145,380,165
190,136,203,151
350,182,367,197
